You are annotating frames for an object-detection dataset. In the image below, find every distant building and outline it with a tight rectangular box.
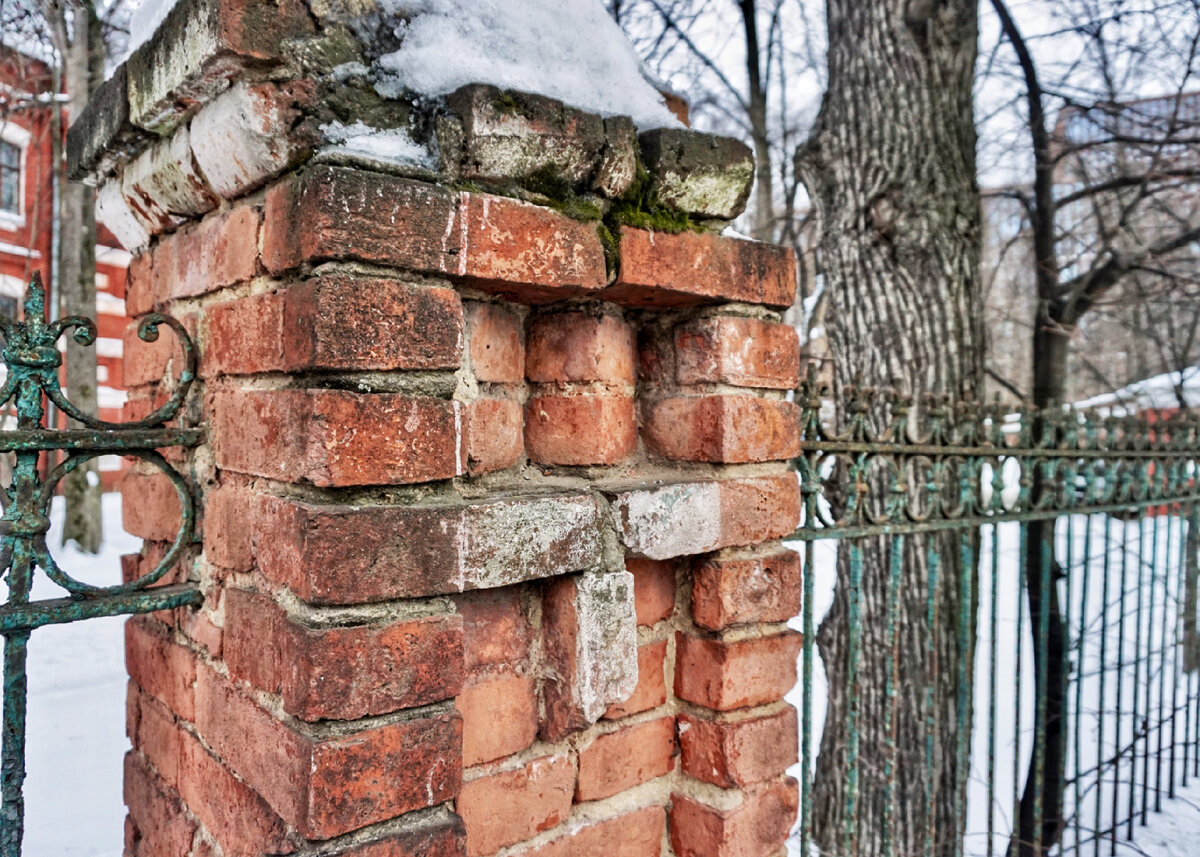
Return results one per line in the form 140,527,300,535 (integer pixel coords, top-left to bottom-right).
984,91,1200,404
0,45,132,487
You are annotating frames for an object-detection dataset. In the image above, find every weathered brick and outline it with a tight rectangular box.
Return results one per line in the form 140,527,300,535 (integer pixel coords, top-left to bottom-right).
541,571,638,741
526,312,635,384
638,128,754,221
457,588,534,674
224,589,464,720
455,193,607,301
128,686,294,855
606,228,796,309
126,617,196,721
254,492,605,603
678,708,798,788
675,317,801,390
122,317,181,388
525,394,636,465
456,755,575,857
467,302,525,383
323,813,466,857
509,807,664,857
692,549,802,631
467,397,524,474
67,65,147,182
674,631,802,711
212,389,465,487
97,178,150,252
604,639,668,720
643,395,801,463
670,779,799,857
195,664,462,840
190,80,318,199
457,673,539,766
124,754,196,857
121,124,218,233
262,166,459,275
157,204,261,301
576,716,676,802
205,275,464,376
202,481,255,571
125,250,155,316
121,469,182,542
628,557,675,626
125,0,315,134
612,475,801,560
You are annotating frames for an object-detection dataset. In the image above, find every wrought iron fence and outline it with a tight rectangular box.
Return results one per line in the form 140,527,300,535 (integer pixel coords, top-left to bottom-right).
788,366,1200,857
0,274,202,856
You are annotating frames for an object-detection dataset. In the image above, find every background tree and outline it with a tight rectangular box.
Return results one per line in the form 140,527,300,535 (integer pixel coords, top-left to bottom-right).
794,1,983,855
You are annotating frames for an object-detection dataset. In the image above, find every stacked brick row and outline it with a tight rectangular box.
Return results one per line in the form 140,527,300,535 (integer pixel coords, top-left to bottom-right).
72,1,806,855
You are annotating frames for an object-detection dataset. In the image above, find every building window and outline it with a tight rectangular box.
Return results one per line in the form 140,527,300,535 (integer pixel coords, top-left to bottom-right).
0,140,19,215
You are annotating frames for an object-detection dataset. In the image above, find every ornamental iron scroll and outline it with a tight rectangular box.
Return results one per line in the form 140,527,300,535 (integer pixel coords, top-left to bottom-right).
0,274,204,856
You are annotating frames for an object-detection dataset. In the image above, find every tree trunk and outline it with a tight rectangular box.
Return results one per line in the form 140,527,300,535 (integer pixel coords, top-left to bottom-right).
57,3,103,554
740,1,775,242
795,1,983,854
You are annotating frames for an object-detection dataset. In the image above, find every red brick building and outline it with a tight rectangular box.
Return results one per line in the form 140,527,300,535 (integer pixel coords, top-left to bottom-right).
1,45,132,487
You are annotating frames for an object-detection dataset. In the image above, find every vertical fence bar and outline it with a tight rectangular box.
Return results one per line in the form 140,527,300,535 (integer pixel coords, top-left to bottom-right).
1094,515,1112,857
1170,500,1184,799
884,534,903,857
1142,510,1161,826
0,631,29,857
1075,513,1094,856
1110,513,1129,852
989,522,1000,857
1016,520,1027,857
844,540,864,857
800,537,816,857
925,542,941,857
1156,509,1171,814
1062,509,1074,855
956,529,975,857
1128,513,1146,839
1035,517,1052,857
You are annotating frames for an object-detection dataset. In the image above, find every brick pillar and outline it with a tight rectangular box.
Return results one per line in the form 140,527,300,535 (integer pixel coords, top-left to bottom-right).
72,2,802,855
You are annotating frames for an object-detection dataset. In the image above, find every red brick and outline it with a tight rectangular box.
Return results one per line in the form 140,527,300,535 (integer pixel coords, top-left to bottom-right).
692,550,802,631
540,572,638,742
122,318,176,387
526,312,635,384
203,481,255,572
606,228,796,309
525,394,636,465
224,588,464,720
644,395,801,463
195,664,462,840
205,275,463,377
467,302,525,383
128,686,294,855
627,558,675,626
125,250,155,316
614,476,802,561
678,708,798,788
262,166,459,275
456,193,607,301
159,205,261,300
254,493,604,603
467,397,524,474
669,779,799,857
675,317,801,390
323,815,466,857
605,640,668,720
126,617,196,720
511,806,665,857
212,388,464,486
456,755,575,857
457,589,534,674
674,631,801,711
457,673,539,766
121,468,182,541
576,716,676,802
123,754,195,857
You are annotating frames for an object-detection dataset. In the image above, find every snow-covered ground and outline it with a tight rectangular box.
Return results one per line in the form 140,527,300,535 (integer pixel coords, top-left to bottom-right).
12,493,139,856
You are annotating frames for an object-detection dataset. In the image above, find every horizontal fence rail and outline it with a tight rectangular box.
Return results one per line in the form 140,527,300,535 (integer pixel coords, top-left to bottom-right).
787,368,1200,857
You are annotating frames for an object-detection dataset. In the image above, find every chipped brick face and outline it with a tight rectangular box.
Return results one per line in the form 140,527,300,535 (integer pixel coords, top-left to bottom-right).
83,4,802,854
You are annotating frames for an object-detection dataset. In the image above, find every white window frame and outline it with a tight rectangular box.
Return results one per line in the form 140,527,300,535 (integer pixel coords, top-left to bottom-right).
0,122,31,231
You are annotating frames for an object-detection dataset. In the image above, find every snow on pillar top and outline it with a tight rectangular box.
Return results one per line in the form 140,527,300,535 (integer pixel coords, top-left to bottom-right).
68,0,754,252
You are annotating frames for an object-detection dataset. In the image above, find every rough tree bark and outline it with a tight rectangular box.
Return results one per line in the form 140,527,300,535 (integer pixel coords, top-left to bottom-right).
795,1,983,854
739,0,774,242
52,1,104,553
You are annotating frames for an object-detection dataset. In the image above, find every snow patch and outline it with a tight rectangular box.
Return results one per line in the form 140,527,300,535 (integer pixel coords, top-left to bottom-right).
372,0,680,130
319,120,434,168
